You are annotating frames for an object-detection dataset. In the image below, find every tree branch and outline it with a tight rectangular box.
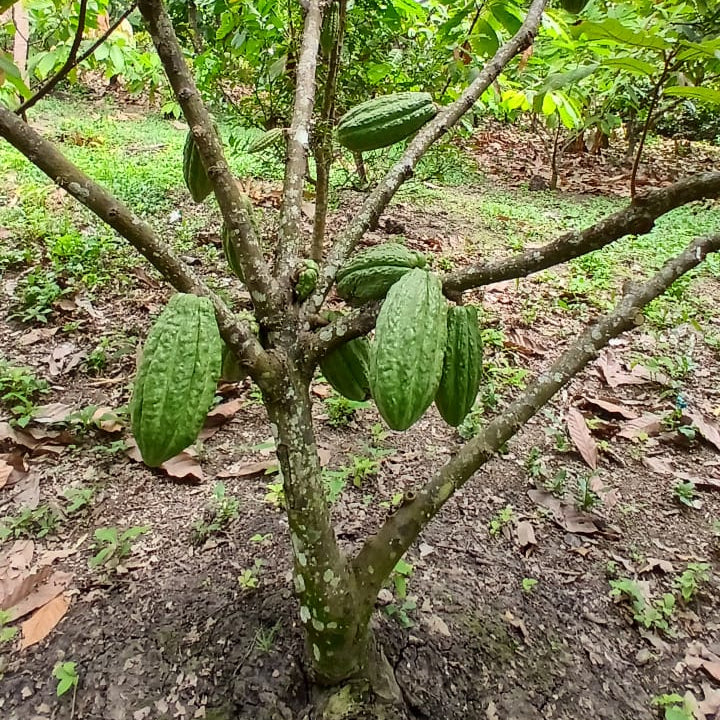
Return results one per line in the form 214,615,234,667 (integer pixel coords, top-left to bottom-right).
275,0,325,279
0,105,276,383
443,171,720,292
305,0,549,315
311,0,347,262
137,0,282,323
302,302,380,371
351,229,720,598
15,0,91,115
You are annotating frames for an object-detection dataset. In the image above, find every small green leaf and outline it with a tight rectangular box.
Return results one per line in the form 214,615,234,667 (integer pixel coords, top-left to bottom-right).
602,57,656,76
663,86,720,105
573,19,671,51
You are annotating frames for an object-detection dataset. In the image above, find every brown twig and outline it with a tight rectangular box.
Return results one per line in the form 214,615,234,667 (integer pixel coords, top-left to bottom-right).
630,52,674,198
311,0,347,262
137,0,282,323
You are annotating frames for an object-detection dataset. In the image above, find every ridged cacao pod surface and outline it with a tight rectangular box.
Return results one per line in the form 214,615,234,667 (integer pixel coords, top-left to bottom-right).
130,293,222,467
369,269,447,430
336,92,437,152
183,131,213,203
336,243,427,305
435,305,483,426
320,337,371,402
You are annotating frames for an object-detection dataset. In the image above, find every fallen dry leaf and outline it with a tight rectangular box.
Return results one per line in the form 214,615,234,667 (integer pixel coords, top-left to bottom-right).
504,329,547,356
642,455,674,476
617,413,663,440
0,540,35,608
596,351,648,388
20,593,69,649
12,472,40,509
515,521,537,550
0,458,13,489
161,452,205,483
566,407,598,469
584,397,639,419
311,384,333,399
696,682,720,717
18,327,59,347
205,398,245,427
528,488,600,534
92,407,124,433
687,410,720,453
31,403,74,424
7,570,72,621
638,558,674,574
217,459,279,479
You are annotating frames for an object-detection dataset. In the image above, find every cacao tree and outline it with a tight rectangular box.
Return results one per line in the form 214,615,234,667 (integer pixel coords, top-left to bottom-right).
2,0,720,715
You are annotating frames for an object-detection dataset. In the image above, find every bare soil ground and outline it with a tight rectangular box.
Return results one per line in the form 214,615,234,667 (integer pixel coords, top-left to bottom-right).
1,103,720,720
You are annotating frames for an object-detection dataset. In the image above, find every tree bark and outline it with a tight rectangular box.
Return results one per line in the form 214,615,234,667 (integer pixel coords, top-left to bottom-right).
263,362,374,685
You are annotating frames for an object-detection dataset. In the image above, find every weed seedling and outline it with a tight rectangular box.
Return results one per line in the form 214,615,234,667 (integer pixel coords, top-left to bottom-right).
321,468,348,503
264,480,285,507
250,533,272,544
348,454,381,488
525,447,547,479
53,661,79,698
522,578,538,594
383,598,417,628
89,526,150,570
238,559,264,590
576,475,601,512
0,359,50,426
324,395,362,428
63,486,95,514
489,505,515,537
673,481,700,509
673,562,711,603
652,693,694,720
0,609,18,644
544,468,568,497
192,482,240,544
0,505,61,542
254,621,281,652
609,578,675,632
391,559,414,600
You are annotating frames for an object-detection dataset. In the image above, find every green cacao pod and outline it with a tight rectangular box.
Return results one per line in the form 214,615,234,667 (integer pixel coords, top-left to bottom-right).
221,343,245,383
247,127,285,154
320,337,371,402
559,0,589,12
336,243,427,305
336,92,437,153
295,259,320,301
183,131,213,203
434,306,483,427
320,3,339,58
130,294,222,467
222,224,245,282
370,269,447,430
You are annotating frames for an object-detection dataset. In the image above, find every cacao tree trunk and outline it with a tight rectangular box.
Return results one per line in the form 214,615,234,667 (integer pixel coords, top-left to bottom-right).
263,361,376,685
